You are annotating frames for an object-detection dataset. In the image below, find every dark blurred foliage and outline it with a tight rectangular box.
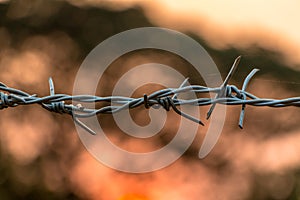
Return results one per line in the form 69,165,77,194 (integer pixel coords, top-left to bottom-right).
0,0,299,200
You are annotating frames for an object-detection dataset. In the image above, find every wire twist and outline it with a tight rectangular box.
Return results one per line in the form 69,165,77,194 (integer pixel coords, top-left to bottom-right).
0,56,299,135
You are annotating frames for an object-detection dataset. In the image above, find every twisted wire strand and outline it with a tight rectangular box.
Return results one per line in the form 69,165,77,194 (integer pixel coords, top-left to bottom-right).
0,57,299,135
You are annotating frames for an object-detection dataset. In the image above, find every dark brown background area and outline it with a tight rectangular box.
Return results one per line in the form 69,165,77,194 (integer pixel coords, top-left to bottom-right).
0,1,299,200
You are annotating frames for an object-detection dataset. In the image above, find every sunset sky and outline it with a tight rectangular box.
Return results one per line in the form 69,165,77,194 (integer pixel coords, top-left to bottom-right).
71,0,300,67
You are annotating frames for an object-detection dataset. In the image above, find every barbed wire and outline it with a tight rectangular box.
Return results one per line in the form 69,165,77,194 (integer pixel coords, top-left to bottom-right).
0,56,299,135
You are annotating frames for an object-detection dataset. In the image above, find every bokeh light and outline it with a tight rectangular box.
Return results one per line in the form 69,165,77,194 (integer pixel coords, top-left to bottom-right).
0,0,299,200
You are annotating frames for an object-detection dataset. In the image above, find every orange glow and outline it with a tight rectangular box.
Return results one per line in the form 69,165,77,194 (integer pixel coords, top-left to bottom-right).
77,0,300,67
118,194,149,200
139,0,300,67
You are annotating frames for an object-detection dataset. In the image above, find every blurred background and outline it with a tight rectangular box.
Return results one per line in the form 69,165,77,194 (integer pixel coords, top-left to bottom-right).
0,0,300,199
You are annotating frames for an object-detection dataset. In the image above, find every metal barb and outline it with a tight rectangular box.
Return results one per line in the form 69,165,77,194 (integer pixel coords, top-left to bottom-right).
49,77,55,96
172,78,189,100
172,78,204,126
47,77,96,135
238,68,260,129
0,58,299,135
207,55,241,119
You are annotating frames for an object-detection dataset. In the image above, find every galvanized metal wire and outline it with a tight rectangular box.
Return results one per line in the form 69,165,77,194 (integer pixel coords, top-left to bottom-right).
0,56,299,135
